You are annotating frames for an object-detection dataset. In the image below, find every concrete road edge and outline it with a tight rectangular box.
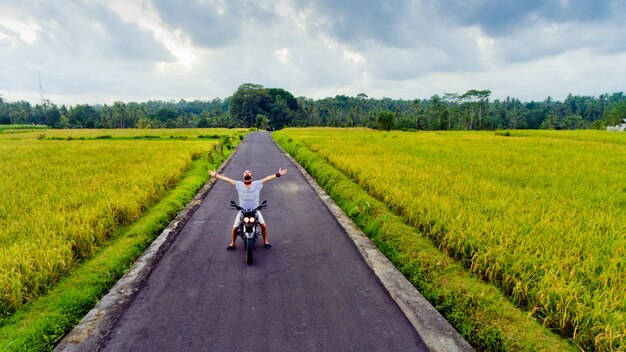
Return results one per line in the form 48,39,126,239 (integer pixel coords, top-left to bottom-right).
273,136,474,352
54,146,239,352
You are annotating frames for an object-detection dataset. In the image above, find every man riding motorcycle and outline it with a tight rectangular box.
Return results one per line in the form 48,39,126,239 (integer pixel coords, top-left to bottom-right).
209,168,288,250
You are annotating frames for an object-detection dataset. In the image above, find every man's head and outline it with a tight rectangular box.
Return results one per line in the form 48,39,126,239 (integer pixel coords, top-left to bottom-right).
243,170,253,184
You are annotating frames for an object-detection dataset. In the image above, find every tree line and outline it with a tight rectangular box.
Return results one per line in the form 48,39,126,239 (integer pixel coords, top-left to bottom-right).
1,85,625,130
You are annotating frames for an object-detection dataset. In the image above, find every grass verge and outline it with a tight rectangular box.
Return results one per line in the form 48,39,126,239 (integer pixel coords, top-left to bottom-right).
0,136,239,351
273,132,576,352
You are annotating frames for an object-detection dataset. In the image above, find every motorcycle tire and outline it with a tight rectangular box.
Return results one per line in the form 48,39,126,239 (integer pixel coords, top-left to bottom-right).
245,238,254,265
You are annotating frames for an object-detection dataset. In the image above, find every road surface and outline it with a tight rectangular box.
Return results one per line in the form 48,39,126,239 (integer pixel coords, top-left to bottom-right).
100,132,428,351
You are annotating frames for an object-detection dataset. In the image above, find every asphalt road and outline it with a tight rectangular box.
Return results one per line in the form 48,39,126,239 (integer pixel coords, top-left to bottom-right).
101,132,427,351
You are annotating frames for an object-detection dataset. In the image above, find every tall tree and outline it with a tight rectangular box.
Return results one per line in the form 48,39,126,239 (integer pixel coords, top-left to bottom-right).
376,110,396,130
230,83,270,127
462,89,491,130
267,88,298,128
604,101,626,126
70,104,99,128
426,95,446,130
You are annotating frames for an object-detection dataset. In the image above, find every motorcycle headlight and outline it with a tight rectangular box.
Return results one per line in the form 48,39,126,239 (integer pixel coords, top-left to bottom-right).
244,217,250,223
249,217,255,223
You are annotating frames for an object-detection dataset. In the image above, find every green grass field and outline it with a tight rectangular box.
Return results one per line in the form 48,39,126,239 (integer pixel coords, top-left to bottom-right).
275,128,625,351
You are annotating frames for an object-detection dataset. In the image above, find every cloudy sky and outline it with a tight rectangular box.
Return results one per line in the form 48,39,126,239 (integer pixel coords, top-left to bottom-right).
1,0,625,105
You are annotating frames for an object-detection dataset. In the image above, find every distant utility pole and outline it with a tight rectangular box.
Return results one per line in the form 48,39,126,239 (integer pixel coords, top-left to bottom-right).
39,78,46,104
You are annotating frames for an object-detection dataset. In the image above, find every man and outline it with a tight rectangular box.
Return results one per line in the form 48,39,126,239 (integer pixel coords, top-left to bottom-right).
209,168,288,250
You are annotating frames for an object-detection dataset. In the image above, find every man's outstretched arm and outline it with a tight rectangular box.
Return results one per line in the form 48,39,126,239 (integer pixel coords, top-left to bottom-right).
260,168,288,184
209,170,237,186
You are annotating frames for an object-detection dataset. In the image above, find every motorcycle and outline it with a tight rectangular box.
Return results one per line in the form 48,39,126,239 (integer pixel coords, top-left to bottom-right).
230,200,268,265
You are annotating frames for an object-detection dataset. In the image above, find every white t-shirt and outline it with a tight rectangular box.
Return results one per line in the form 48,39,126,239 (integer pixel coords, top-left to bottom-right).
235,180,263,209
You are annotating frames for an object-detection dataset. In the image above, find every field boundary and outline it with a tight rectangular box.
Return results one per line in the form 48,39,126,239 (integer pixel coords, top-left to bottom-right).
53,143,240,352
273,135,473,352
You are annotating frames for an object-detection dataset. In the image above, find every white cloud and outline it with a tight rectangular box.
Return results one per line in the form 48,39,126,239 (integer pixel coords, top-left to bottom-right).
356,49,626,102
343,49,366,65
0,0,625,105
275,47,291,63
0,5,41,46
106,0,197,69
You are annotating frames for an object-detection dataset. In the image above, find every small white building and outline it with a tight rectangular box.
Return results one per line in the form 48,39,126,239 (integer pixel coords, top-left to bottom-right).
606,119,626,132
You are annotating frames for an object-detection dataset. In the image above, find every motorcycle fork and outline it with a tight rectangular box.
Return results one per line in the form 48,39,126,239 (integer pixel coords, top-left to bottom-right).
242,224,258,239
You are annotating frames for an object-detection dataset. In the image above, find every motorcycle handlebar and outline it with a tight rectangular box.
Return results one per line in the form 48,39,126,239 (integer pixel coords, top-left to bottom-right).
230,200,268,212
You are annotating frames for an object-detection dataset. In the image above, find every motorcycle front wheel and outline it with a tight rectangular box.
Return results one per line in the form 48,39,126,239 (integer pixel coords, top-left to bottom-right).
245,238,254,265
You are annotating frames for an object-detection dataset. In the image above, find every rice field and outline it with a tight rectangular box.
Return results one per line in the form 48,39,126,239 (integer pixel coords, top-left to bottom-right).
0,129,235,315
276,128,626,351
